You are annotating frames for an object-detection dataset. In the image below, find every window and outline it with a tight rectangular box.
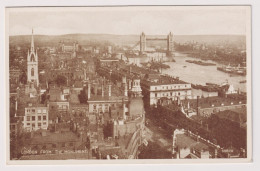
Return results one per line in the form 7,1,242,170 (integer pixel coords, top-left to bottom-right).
31,68,34,76
43,122,46,125
32,109,35,113
93,105,96,110
37,109,41,113
27,116,30,121
155,87,157,90
32,116,35,121
62,143,65,147
27,109,30,113
155,93,157,97
38,123,41,127
32,123,35,128
27,123,30,126
38,116,41,120
178,92,181,95
43,115,47,120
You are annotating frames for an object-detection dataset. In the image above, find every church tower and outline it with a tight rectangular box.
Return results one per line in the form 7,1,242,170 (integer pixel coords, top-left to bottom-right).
27,29,39,86
130,76,142,97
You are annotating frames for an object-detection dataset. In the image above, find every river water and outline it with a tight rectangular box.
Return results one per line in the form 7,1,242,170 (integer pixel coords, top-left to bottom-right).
161,52,247,92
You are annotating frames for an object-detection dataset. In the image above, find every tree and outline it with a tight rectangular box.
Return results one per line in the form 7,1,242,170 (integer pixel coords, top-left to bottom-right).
78,89,87,104
56,75,67,87
19,72,27,84
41,91,47,104
9,96,16,118
86,136,91,149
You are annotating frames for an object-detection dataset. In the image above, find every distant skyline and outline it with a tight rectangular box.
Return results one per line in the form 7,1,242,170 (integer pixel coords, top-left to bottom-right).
7,6,249,36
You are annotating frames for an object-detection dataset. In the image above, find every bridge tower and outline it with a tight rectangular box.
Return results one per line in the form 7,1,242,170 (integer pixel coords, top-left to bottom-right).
140,32,146,54
167,32,174,56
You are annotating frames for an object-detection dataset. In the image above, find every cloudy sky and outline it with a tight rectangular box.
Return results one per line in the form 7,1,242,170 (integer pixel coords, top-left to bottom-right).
7,6,249,36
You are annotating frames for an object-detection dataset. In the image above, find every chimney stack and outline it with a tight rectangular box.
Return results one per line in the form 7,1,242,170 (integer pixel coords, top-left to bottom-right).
88,83,91,99
94,83,98,96
122,76,126,84
124,83,128,97
15,99,18,117
122,98,126,120
214,149,218,158
128,80,132,90
197,96,200,116
102,84,104,97
108,84,112,97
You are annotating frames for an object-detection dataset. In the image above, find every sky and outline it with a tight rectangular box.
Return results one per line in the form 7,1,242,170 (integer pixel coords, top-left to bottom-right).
7,6,249,36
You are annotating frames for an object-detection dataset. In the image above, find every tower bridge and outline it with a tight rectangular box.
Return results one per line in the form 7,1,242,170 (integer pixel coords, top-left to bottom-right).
140,32,174,56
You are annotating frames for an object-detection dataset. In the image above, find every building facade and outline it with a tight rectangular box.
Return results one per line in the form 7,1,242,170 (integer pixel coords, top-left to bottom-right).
23,103,49,131
142,76,192,105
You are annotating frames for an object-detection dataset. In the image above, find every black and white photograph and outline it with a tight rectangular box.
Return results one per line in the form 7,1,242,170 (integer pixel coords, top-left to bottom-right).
6,6,252,163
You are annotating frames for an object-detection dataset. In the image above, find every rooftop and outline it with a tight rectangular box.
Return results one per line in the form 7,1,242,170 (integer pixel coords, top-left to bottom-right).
176,134,208,151
30,131,80,145
142,75,188,86
88,95,128,102
188,96,247,109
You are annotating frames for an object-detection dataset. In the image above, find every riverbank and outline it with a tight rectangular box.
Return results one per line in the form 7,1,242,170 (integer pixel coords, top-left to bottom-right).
178,51,245,66
141,61,171,72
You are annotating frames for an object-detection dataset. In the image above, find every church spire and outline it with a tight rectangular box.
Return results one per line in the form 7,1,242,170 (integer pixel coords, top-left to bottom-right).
31,28,34,52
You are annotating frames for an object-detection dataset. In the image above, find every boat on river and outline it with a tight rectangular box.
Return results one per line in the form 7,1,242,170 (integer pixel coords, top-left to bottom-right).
217,64,246,76
185,60,216,66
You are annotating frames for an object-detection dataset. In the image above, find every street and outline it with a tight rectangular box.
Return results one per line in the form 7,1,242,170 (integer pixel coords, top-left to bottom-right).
138,117,173,159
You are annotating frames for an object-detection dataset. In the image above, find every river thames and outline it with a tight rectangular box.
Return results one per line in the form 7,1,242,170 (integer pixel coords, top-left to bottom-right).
161,52,247,92
124,51,247,92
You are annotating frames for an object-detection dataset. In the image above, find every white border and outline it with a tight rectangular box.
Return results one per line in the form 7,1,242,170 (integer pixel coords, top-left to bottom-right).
1,0,260,171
